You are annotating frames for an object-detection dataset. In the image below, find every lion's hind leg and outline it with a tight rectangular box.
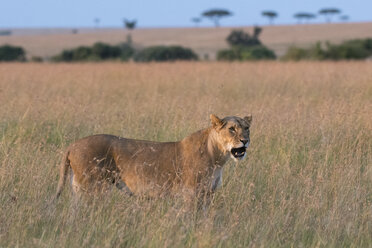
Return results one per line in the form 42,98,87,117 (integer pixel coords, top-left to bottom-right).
70,171,83,196
69,168,112,196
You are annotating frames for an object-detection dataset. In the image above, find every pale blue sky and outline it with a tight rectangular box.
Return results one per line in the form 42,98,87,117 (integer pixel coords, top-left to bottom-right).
1,0,371,28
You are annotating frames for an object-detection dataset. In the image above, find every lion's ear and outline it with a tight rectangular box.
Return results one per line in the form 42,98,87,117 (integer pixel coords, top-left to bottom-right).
244,115,252,126
210,114,223,128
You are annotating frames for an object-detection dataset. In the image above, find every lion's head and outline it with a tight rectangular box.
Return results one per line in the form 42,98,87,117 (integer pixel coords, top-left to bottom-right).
210,114,252,161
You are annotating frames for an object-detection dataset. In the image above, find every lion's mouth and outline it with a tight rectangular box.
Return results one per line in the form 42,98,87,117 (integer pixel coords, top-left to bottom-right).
231,146,246,159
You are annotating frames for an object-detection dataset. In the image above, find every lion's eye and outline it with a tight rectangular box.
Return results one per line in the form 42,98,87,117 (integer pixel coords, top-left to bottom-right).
229,127,236,133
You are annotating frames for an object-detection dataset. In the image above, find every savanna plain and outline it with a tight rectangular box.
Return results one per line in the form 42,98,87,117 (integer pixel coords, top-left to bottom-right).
0,62,371,247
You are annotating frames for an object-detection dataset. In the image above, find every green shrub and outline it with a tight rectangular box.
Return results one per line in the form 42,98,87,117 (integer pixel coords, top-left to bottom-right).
283,38,372,61
52,42,134,62
134,46,198,62
217,46,276,61
342,38,372,52
72,46,94,61
240,46,276,60
324,39,372,60
52,46,91,62
0,45,26,62
31,56,43,62
281,46,309,61
118,43,135,61
91,42,122,60
282,43,325,61
217,49,240,61
307,42,326,60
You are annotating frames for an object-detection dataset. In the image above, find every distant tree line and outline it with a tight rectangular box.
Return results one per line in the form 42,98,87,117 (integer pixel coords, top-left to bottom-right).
193,7,348,27
2,21,371,63
2,37,372,62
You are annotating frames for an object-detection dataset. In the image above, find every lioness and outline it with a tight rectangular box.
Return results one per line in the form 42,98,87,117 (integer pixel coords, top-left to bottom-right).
55,114,252,200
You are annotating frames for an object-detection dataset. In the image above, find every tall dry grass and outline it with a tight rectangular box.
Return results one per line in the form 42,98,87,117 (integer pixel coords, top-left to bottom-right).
0,62,371,247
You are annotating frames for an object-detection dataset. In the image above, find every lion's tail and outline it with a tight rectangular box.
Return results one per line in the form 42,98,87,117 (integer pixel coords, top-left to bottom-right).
55,151,71,199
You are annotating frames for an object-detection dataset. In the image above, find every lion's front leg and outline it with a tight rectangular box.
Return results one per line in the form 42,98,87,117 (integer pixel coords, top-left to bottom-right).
211,167,223,192
180,184,214,211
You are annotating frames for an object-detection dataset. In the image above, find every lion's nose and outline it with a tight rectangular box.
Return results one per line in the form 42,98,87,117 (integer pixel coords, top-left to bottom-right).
240,139,249,145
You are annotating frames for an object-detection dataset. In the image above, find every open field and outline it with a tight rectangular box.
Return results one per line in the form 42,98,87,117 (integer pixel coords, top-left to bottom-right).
1,22,372,59
0,61,371,247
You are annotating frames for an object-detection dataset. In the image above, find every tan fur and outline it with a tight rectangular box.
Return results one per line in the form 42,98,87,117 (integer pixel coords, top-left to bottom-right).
55,114,252,200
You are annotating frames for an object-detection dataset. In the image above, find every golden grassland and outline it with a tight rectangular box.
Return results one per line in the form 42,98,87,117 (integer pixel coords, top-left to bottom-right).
2,22,372,58
0,61,371,247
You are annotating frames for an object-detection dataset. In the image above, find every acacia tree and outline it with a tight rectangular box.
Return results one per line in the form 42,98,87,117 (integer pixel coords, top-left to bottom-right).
340,15,349,22
123,19,137,44
226,27,262,47
294,12,316,24
124,19,137,30
94,18,100,29
202,9,232,27
262,11,278,25
319,8,341,23
191,17,202,27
